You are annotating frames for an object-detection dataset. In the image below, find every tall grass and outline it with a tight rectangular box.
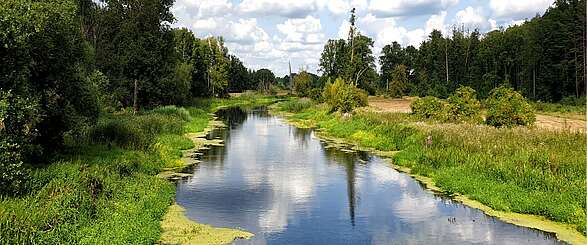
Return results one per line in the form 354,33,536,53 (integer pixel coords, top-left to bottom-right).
278,98,314,112
277,98,587,234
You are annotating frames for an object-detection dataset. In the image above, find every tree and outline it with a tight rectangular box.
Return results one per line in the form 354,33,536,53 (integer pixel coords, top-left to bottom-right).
94,0,176,107
0,0,99,162
205,37,230,97
319,39,347,79
388,65,409,97
253,69,276,94
227,55,251,92
380,42,405,83
293,71,313,97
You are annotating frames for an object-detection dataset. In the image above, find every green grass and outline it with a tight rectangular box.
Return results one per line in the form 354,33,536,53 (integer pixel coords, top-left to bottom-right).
0,94,280,244
277,98,587,235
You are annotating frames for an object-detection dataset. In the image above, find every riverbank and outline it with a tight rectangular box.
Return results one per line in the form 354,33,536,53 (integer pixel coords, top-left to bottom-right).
272,99,587,245
0,95,277,244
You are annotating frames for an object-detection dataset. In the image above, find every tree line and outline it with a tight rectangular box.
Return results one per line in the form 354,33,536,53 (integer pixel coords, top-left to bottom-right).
318,0,586,102
0,0,274,174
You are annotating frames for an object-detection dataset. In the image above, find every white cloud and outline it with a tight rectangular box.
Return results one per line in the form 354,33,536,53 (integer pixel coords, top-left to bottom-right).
489,19,498,30
228,18,271,45
173,0,233,19
239,0,319,18
369,0,459,17
359,14,425,50
325,0,350,15
425,11,448,34
455,6,490,30
337,20,351,39
489,0,554,19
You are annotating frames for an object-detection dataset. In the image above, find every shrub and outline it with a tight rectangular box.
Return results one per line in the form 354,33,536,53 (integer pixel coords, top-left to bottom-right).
307,88,324,102
0,90,39,195
323,78,368,113
446,86,482,123
411,96,446,119
485,86,535,127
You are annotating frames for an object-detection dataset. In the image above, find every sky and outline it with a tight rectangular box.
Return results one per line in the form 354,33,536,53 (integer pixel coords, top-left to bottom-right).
171,0,556,76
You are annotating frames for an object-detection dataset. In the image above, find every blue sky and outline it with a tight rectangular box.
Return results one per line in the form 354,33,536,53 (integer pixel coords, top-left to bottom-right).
171,0,555,76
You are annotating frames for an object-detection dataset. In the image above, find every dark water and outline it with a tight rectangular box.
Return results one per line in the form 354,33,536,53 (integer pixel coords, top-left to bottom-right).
176,108,564,245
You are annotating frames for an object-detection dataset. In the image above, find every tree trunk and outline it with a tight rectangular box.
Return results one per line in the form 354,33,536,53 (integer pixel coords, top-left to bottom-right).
445,37,449,83
133,79,138,115
533,68,536,99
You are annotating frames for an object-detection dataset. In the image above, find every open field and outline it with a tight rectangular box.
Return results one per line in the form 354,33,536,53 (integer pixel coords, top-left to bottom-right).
368,96,586,132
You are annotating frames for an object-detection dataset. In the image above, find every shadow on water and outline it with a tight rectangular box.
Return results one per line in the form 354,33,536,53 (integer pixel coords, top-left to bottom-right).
176,107,565,245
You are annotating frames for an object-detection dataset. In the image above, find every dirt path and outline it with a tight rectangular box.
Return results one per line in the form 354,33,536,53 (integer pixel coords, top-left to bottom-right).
535,114,586,132
367,96,586,132
368,96,413,113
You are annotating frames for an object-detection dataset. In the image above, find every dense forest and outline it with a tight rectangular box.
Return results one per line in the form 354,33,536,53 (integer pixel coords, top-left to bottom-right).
319,0,586,102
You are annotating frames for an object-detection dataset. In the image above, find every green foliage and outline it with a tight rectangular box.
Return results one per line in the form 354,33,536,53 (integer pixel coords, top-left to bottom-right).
485,86,536,127
0,0,99,162
0,90,39,195
411,87,483,123
293,71,313,97
87,70,121,112
253,69,276,94
388,64,409,98
411,96,446,119
446,86,483,123
94,0,176,107
323,78,368,113
307,88,324,102
319,11,377,94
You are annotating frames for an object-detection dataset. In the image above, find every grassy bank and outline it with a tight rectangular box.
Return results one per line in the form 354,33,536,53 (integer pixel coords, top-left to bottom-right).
275,99,587,242
0,95,277,244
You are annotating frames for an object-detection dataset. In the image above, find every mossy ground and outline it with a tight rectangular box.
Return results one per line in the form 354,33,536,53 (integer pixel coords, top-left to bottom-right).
159,204,253,245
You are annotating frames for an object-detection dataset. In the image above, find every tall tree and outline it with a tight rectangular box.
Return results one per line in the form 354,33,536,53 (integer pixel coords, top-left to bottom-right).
94,0,176,107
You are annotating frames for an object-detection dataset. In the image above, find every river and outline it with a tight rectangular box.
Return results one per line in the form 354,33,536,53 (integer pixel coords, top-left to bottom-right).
176,107,564,244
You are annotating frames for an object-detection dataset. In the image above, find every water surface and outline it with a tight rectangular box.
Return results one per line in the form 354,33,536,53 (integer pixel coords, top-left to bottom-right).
176,108,564,245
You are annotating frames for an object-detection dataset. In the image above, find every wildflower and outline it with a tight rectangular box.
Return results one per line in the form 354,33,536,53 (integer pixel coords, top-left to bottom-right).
426,135,433,146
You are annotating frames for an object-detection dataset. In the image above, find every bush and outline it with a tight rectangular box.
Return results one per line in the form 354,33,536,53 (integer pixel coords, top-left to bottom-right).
0,90,40,195
323,78,368,113
446,86,482,123
307,88,324,102
411,96,445,119
485,86,535,127
412,87,484,124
